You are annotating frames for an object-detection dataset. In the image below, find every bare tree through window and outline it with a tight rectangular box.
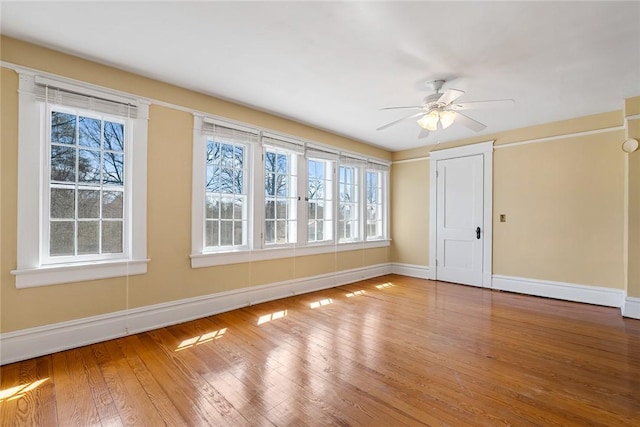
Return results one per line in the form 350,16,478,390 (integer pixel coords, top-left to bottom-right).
205,140,246,248
49,110,124,257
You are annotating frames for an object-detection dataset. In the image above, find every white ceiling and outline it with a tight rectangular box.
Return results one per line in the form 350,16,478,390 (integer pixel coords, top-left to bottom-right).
2,1,639,151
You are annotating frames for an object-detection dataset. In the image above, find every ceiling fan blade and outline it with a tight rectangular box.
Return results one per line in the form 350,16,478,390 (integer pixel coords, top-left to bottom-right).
437,89,465,105
376,111,426,131
454,112,487,132
418,128,430,139
380,105,424,111
451,99,515,110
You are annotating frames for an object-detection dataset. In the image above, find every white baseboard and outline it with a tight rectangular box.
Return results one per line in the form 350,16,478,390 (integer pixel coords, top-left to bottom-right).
492,275,626,308
0,263,391,365
390,263,430,279
622,297,640,319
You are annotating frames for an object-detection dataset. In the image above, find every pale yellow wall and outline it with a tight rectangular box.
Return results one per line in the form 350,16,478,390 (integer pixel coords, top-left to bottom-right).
626,96,640,298
493,131,625,288
391,110,630,291
390,160,429,265
0,37,392,333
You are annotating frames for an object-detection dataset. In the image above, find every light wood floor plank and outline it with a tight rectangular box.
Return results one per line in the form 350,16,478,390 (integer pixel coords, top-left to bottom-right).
1,275,639,426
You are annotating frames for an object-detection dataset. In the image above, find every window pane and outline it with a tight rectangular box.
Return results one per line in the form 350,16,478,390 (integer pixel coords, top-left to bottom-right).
276,153,288,173
104,121,124,151
78,149,101,183
221,168,234,193
205,220,219,247
276,221,287,243
221,144,233,168
50,221,75,256
79,116,101,148
276,201,288,219
51,145,76,183
220,197,233,220
103,153,124,185
220,221,233,246
265,221,275,244
102,221,123,253
265,173,276,196
78,221,99,254
276,175,288,197
234,221,243,246
206,167,220,192
265,201,275,219
102,190,123,219
78,189,100,218
308,202,316,219
206,195,219,219
233,198,243,219
234,170,244,194
207,141,220,165
51,112,76,144
341,205,351,220
265,152,276,173
51,188,75,219
316,201,325,219
308,221,317,241
233,146,244,168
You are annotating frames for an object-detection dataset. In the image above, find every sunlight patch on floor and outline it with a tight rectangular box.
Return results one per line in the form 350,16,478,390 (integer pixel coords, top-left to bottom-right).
346,290,366,298
310,298,333,309
376,282,394,289
0,378,48,402
257,310,288,325
176,328,227,351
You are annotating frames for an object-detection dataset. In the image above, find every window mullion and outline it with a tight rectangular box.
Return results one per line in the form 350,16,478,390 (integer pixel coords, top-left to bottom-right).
297,155,307,246
359,167,365,242
253,145,265,249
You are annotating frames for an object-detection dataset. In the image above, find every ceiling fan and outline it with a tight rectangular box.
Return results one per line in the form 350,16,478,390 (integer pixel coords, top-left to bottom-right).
377,80,514,139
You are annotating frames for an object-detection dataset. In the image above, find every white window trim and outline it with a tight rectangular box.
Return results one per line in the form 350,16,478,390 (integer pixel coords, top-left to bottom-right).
364,167,389,242
192,115,258,255
10,72,149,288
190,116,391,269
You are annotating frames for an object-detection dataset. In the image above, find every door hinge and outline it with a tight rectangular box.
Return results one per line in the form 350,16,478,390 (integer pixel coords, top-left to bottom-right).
436,170,439,178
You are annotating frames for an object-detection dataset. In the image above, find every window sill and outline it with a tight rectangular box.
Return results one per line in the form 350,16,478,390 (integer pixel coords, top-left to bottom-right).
11,258,150,288
190,240,390,269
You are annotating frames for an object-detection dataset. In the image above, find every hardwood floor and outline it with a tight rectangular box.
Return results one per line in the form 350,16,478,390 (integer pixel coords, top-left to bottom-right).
1,275,639,426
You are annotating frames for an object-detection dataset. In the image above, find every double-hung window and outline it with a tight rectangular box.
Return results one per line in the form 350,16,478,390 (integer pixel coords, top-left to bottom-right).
193,117,257,255
262,136,302,246
338,158,363,242
47,108,126,259
190,117,389,268
338,157,389,244
205,131,249,249
12,73,149,288
365,164,389,240
306,153,335,244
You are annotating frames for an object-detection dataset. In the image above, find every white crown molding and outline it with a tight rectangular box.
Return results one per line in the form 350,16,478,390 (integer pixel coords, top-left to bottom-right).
0,263,391,365
494,125,625,150
492,275,626,309
622,296,640,319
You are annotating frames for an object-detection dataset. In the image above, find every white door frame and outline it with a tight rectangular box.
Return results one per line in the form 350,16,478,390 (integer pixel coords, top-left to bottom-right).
429,141,494,288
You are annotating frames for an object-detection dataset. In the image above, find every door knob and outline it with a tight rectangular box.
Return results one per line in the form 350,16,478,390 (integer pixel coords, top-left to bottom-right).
476,226,481,239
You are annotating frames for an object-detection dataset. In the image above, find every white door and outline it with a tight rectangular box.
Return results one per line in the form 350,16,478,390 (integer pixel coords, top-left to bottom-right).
435,154,484,287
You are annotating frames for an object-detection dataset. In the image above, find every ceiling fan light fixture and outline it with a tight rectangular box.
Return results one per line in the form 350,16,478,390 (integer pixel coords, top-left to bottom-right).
439,110,456,129
418,110,439,131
